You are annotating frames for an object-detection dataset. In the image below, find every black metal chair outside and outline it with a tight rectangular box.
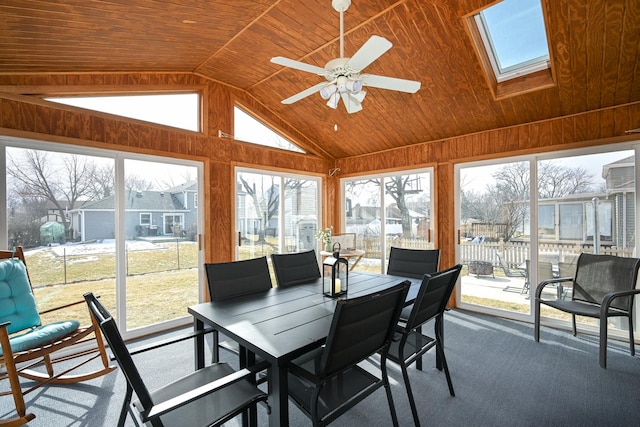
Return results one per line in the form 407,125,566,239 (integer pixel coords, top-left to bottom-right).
386,264,462,427
271,249,320,287
496,251,526,278
387,247,440,279
84,292,268,427
286,280,411,427
204,256,273,362
534,253,640,368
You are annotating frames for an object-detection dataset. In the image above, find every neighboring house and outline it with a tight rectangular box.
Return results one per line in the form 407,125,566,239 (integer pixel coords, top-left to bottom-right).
345,202,430,238
236,182,318,245
69,182,198,242
519,156,634,249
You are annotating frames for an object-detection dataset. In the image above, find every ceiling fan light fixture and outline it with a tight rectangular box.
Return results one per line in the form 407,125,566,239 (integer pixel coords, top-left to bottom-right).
346,79,362,93
352,90,366,102
326,92,340,109
320,84,338,100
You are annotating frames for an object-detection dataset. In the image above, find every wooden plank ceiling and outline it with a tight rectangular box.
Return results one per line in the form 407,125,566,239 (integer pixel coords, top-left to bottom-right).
1,0,639,159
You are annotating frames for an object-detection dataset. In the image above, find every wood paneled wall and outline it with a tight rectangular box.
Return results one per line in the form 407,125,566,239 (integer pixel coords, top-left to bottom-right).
0,74,330,263
1,73,639,289
335,102,640,274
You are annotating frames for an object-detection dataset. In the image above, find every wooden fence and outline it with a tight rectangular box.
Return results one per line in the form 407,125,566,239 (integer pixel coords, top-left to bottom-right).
460,241,634,269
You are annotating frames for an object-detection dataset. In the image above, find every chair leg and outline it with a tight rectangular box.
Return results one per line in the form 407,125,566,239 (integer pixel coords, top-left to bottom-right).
401,361,421,427
534,300,540,342
572,314,577,336
628,316,635,357
599,315,608,369
435,326,455,397
211,330,220,363
381,362,400,427
0,327,36,426
415,325,423,371
117,385,133,427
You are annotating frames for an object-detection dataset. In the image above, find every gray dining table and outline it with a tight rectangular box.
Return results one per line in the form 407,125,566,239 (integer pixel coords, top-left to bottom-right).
188,270,421,427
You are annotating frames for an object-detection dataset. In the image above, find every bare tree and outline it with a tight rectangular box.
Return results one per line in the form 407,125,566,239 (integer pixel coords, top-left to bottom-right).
462,161,596,241
7,150,103,237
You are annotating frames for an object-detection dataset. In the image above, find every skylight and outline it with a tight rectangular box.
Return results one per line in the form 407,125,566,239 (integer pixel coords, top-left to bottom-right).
474,0,550,82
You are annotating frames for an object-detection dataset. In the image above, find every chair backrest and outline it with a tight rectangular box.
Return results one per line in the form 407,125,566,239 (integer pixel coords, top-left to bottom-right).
205,256,272,301
573,253,640,311
387,247,440,279
271,250,320,287
318,281,411,378
84,292,154,411
525,260,554,283
331,233,356,251
558,261,577,279
405,264,462,331
0,248,41,334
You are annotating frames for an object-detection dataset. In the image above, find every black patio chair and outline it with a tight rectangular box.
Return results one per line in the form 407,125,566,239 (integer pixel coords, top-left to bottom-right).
387,247,440,279
534,253,640,368
286,281,411,427
386,264,462,427
496,251,526,278
271,249,320,287
84,292,268,427
204,256,273,362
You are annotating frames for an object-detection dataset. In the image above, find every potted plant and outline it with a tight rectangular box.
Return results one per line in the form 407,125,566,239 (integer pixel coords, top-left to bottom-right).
315,226,333,252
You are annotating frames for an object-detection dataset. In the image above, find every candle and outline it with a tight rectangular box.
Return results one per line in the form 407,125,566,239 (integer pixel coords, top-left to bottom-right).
334,278,341,294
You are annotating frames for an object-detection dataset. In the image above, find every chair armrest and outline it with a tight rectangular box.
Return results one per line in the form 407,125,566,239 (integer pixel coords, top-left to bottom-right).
126,327,215,357
147,359,269,419
39,299,85,315
534,277,573,299
600,289,640,316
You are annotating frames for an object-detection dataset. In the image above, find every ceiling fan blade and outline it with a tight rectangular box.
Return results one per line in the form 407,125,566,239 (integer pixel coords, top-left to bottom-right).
361,74,421,93
340,92,363,114
281,82,329,104
346,35,393,72
271,57,327,75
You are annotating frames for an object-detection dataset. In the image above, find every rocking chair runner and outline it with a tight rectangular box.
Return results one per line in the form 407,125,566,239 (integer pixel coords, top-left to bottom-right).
0,246,116,426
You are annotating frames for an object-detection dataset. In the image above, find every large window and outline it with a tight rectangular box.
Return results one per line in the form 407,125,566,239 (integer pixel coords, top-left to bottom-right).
456,146,637,339
233,106,304,153
235,167,321,269
342,169,434,273
46,93,200,132
1,138,203,339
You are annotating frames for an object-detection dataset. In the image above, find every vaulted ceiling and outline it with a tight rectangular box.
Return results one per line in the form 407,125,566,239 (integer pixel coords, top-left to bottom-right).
1,0,638,159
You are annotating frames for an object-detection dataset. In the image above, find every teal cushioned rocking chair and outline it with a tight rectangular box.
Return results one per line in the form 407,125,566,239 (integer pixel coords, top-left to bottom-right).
0,247,116,426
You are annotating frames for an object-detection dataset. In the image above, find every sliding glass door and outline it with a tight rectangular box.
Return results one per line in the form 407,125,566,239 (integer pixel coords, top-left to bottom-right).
342,169,434,274
456,145,637,337
234,167,321,265
1,138,203,338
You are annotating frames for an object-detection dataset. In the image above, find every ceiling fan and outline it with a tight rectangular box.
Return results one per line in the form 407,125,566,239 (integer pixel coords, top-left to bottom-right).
270,0,421,114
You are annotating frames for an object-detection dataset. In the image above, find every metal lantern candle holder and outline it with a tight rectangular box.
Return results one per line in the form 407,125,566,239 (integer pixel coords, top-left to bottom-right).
323,243,348,298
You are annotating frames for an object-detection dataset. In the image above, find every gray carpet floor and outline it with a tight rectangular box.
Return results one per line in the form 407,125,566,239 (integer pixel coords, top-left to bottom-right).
2,309,640,426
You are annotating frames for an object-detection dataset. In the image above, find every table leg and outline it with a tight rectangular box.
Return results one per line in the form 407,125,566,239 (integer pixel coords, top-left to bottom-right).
268,362,289,426
193,318,205,370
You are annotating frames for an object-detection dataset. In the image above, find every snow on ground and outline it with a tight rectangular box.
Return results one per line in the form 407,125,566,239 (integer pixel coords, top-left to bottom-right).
28,240,166,256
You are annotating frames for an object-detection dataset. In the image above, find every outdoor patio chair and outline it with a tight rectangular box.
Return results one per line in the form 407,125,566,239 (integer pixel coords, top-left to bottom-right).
496,251,526,278
271,249,320,287
84,292,268,427
386,264,462,427
534,253,640,368
387,247,440,279
0,247,115,426
286,280,411,427
522,260,553,295
204,256,273,363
